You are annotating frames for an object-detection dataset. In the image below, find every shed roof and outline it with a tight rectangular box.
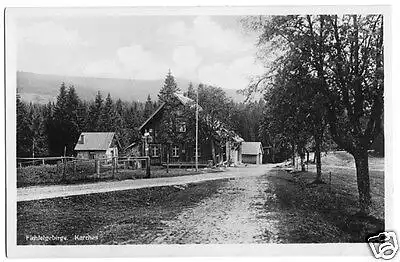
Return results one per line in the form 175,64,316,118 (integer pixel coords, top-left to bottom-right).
74,132,115,151
241,142,263,155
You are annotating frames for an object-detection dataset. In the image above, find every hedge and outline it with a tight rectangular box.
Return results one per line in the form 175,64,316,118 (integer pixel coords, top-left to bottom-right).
17,161,98,188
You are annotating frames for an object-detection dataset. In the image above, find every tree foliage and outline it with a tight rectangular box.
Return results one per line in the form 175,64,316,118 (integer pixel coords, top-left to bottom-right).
245,14,384,213
16,83,157,157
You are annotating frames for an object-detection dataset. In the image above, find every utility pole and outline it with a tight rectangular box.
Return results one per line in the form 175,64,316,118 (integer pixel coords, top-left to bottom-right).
195,84,199,172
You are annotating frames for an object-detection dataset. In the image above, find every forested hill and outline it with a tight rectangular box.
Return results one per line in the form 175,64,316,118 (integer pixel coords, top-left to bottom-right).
17,71,245,104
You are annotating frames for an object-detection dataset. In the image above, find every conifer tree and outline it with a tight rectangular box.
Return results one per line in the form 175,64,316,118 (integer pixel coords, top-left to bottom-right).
51,83,70,155
186,82,196,100
65,86,81,154
157,71,181,145
16,95,33,157
88,91,103,131
158,70,180,103
98,93,114,131
144,94,153,119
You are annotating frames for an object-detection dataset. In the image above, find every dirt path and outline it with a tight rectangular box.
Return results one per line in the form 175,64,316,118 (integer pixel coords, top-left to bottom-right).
150,173,281,244
142,168,383,244
17,165,273,202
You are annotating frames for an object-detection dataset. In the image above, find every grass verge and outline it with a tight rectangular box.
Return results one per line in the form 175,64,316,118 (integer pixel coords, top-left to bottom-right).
268,168,384,243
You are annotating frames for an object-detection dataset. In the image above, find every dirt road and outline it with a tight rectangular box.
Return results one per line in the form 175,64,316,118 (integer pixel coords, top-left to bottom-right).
17,165,271,202
152,172,280,244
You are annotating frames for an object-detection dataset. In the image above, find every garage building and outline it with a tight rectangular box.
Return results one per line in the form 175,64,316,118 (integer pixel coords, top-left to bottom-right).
241,142,263,165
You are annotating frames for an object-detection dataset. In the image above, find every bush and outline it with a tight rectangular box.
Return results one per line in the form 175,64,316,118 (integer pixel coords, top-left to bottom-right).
17,164,60,187
17,161,99,187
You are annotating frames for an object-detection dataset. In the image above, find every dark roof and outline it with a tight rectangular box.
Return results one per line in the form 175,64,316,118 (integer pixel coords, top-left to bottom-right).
139,102,166,131
74,132,115,151
139,93,202,131
241,142,263,155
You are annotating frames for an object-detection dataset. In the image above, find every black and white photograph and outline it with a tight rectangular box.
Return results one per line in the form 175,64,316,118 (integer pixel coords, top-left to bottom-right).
4,4,396,259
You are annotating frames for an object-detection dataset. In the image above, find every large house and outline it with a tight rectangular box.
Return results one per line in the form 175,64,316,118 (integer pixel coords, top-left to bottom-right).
139,93,242,166
74,132,118,160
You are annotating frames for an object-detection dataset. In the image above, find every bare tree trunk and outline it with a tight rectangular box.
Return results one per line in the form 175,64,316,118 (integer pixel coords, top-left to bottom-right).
354,149,371,214
211,140,217,165
300,148,305,171
314,133,323,182
271,143,276,163
291,141,296,167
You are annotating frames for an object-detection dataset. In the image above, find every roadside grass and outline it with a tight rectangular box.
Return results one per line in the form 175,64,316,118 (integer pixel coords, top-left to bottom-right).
311,150,384,170
17,179,226,245
293,168,384,220
280,150,384,219
17,164,225,188
269,165,384,242
320,151,354,167
114,167,225,180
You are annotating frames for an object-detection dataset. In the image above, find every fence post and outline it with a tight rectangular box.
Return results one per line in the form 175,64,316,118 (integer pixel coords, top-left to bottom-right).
329,171,332,192
166,152,169,174
73,160,76,178
112,157,115,179
146,156,151,178
62,157,67,182
96,159,100,178
42,159,45,165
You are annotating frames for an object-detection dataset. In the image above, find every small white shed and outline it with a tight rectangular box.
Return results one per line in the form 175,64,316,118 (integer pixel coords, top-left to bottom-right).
241,142,263,165
74,132,118,160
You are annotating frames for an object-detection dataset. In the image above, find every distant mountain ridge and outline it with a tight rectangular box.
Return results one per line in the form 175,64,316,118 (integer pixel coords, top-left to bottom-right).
16,71,245,104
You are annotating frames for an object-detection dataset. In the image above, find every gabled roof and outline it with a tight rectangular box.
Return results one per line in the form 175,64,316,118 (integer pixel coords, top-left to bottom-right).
139,93,202,131
175,93,193,105
175,93,204,111
241,142,263,155
139,102,166,131
219,127,244,143
74,132,115,151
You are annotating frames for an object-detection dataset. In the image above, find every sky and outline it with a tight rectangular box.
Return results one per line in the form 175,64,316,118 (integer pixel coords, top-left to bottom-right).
16,14,265,90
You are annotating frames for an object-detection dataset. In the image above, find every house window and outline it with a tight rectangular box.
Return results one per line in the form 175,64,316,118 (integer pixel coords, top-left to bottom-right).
177,122,186,133
193,147,201,158
89,152,95,159
172,145,180,157
152,145,160,157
